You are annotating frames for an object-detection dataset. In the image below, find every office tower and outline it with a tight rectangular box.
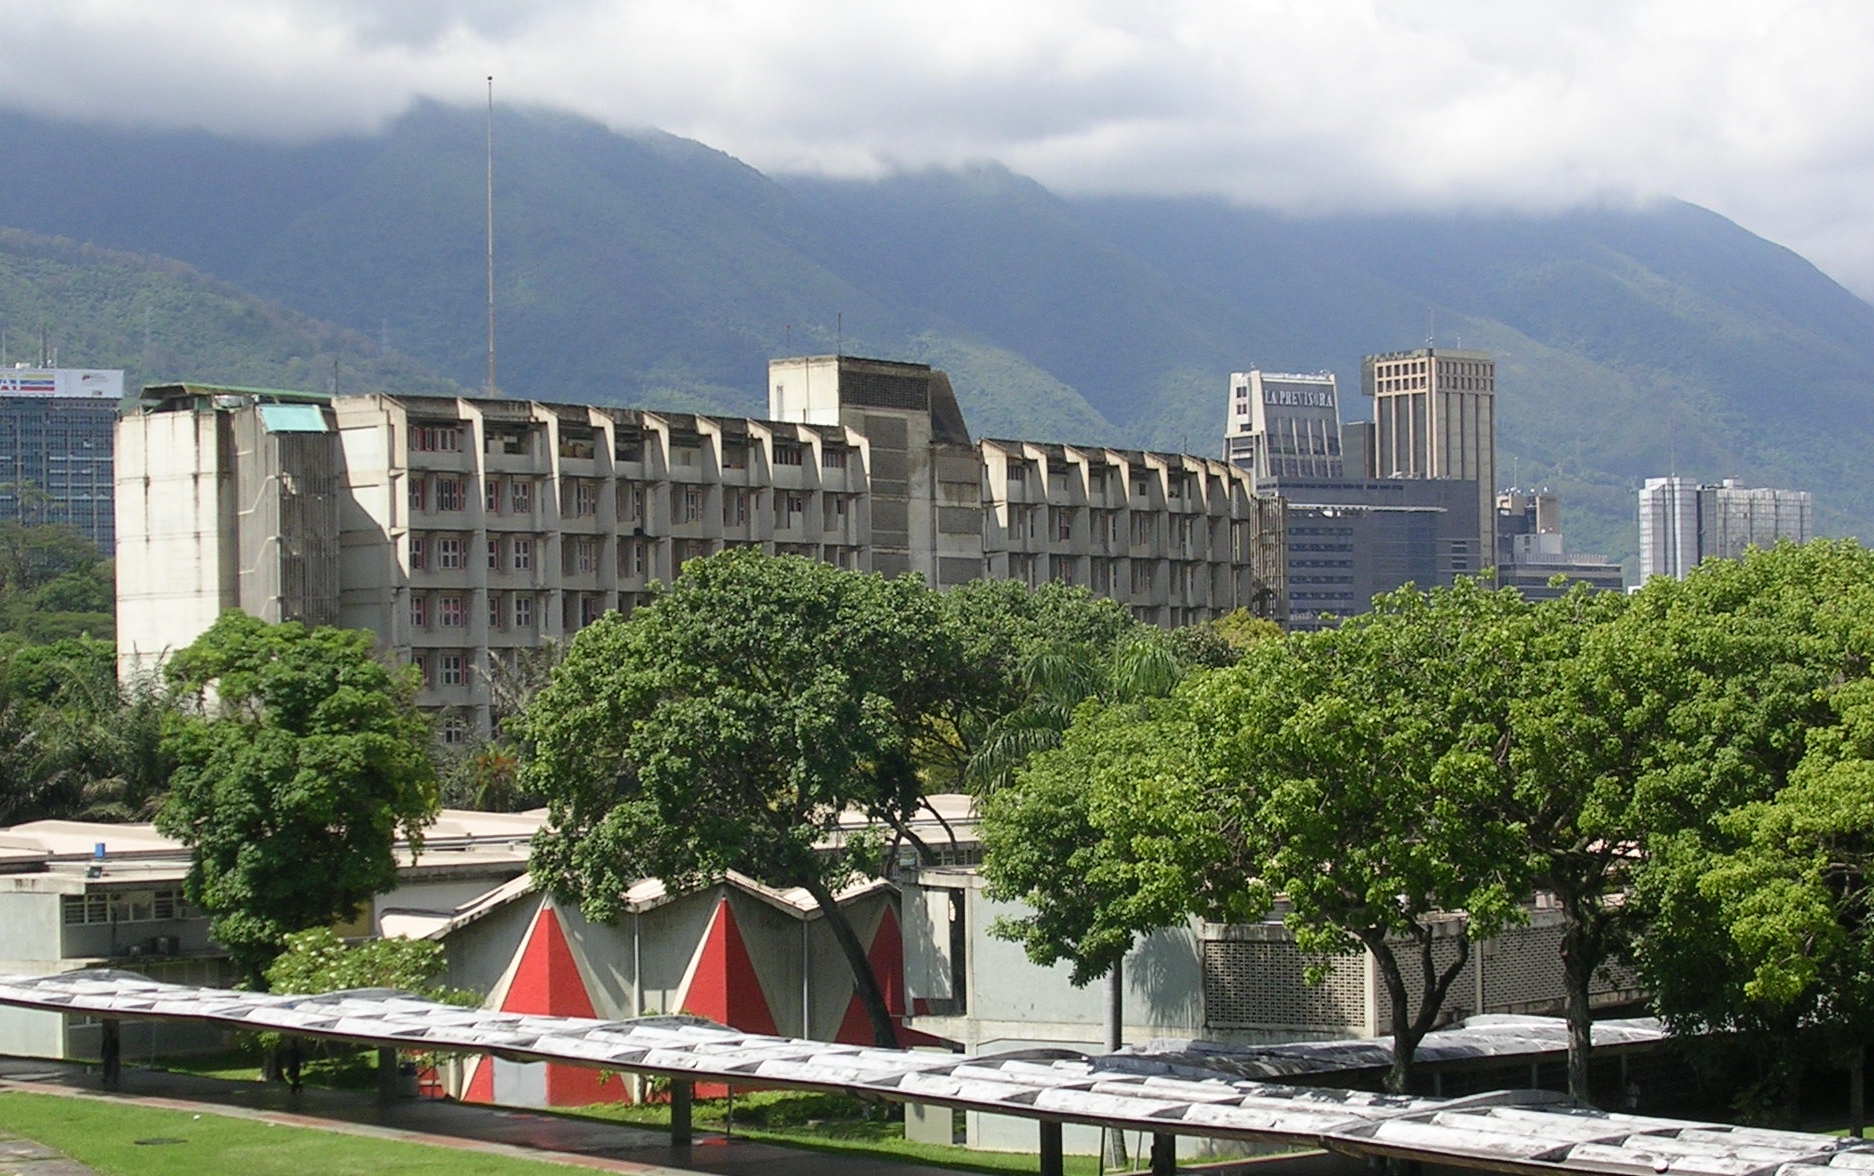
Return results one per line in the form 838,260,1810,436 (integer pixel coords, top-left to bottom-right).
1224,370,1344,479
1361,348,1496,566
0,368,123,551
1638,476,1813,581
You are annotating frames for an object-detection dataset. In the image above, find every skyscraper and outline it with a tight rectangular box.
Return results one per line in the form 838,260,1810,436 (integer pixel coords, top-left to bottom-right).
1224,370,1343,480
1638,476,1813,581
1361,348,1496,567
0,368,123,552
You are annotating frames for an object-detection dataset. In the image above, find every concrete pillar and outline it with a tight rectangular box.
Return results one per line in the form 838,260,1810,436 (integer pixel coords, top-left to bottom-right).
100,1019,121,1088
670,1078,693,1146
1038,1120,1062,1176
378,1047,399,1102
1152,1131,1177,1175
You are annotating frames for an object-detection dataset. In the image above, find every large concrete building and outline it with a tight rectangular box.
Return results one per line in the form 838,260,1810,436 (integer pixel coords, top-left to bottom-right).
1637,475,1813,581
0,367,123,552
1362,348,1496,566
1224,370,1344,479
1224,365,1485,627
117,357,1284,735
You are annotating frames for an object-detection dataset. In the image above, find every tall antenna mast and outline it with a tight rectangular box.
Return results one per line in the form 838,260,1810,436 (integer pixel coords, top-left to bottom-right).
485,75,497,398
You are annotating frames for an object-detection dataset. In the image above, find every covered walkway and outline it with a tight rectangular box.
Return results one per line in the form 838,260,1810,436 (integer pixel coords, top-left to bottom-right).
0,971,1866,1176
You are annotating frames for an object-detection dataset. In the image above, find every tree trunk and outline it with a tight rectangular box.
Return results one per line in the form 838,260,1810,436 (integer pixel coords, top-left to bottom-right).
1557,899,1601,1105
1105,961,1128,1169
1374,930,1470,1095
801,874,899,1048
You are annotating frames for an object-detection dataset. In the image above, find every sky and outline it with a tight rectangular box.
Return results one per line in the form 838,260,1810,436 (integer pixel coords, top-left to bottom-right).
8,0,1874,297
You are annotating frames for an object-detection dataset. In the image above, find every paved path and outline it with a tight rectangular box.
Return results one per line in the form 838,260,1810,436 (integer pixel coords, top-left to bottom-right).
0,1127,99,1176
0,1058,988,1175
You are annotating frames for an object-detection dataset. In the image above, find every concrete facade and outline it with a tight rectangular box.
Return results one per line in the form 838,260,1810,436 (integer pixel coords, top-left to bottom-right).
117,359,1285,734
1225,370,1345,480
1362,348,1496,566
1638,475,1814,581
1494,490,1626,598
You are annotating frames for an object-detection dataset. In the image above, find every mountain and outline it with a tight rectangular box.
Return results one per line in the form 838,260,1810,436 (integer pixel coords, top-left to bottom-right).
0,228,458,398
0,103,1868,571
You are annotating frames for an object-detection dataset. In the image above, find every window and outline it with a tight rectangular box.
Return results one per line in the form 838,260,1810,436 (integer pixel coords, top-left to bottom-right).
774,444,804,466
440,653,464,686
514,596,534,628
487,539,500,570
573,480,598,517
62,888,191,926
510,480,531,513
485,478,501,513
625,485,645,523
513,538,532,570
412,424,461,452
412,652,429,687
822,448,848,470
437,478,466,511
408,476,428,513
581,596,604,626
577,538,598,574
439,595,465,627
410,594,428,628
489,596,504,629
777,491,805,525
1055,509,1072,541
674,486,704,524
440,714,469,746
1007,464,1025,490
408,535,427,570
437,536,463,570
723,489,747,527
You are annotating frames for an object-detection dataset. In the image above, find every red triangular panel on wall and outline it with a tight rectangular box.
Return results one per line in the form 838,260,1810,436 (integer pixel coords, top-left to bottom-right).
680,898,780,1036
834,903,948,1047
496,904,621,1105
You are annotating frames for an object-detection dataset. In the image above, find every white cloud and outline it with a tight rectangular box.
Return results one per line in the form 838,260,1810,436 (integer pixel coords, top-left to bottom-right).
4,0,1874,293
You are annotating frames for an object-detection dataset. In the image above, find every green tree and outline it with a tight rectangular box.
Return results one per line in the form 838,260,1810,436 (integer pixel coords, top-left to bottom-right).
921,579,1137,794
523,550,967,1047
157,612,439,985
1501,584,1639,1102
1212,581,1533,1093
1628,541,1874,1123
265,927,466,1000
993,580,1536,1094
964,627,1184,794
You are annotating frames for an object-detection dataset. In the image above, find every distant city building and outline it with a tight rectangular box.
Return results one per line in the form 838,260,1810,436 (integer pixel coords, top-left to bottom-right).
1494,490,1625,599
1269,476,1482,629
1224,362,1484,626
1224,370,1343,479
1637,476,1813,581
0,367,123,551
1362,348,1496,567
118,358,1285,736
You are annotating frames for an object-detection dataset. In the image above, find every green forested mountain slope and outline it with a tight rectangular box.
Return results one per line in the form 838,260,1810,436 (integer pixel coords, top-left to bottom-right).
0,103,1868,568
0,228,458,397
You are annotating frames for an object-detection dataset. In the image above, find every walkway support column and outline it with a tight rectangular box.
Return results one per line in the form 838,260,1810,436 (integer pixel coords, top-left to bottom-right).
670,1078,694,1146
100,1018,121,1088
1038,1119,1063,1176
377,1047,398,1101
1152,1131,1177,1174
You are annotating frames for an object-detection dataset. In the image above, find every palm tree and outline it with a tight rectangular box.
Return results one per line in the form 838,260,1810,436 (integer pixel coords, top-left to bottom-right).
964,630,1184,794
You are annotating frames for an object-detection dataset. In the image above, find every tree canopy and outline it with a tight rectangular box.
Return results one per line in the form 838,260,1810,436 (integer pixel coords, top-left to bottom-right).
523,549,968,1046
156,612,438,984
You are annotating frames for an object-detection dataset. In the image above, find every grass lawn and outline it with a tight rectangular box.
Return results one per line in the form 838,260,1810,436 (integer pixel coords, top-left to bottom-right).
0,1090,578,1176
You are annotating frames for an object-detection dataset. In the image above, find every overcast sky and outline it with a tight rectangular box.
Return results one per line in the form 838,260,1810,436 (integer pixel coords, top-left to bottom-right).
7,0,1874,297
